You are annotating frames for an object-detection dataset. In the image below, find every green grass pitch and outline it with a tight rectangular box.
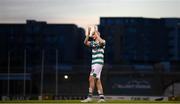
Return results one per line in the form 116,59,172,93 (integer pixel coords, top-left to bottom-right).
0,100,180,104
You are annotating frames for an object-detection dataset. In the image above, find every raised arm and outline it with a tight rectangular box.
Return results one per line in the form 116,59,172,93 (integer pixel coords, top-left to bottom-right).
84,27,91,46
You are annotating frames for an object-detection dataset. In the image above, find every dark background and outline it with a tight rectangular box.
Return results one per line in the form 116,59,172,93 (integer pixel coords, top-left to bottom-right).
0,17,180,99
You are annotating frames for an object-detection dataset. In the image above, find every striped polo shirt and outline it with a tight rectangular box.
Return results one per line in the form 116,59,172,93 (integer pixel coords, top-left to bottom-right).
90,40,105,65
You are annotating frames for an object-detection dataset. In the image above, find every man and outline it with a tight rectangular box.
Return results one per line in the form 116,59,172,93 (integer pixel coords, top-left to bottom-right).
81,26,106,103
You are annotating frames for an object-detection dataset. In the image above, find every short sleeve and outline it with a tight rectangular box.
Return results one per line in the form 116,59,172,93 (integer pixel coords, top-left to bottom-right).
90,41,99,48
90,41,95,48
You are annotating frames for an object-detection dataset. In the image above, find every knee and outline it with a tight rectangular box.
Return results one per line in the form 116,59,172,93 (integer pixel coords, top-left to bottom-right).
89,76,94,82
96,79,101,84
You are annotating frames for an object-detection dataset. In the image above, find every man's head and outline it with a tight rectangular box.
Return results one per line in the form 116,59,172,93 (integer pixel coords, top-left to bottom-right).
92,31,99,40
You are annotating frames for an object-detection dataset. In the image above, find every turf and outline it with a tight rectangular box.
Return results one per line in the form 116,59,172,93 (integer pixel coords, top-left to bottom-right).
0,100,180,103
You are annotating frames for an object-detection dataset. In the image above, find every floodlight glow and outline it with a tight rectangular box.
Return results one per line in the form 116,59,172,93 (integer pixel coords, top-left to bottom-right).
64,75,68,79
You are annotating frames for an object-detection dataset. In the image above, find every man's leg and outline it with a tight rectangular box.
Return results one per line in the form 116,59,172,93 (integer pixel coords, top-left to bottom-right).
96,64,105,102
96,78,105,102
81,75,95,102
88,75,95,98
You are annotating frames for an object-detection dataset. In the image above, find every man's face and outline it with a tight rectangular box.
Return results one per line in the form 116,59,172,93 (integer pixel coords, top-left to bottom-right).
92,32,97,40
